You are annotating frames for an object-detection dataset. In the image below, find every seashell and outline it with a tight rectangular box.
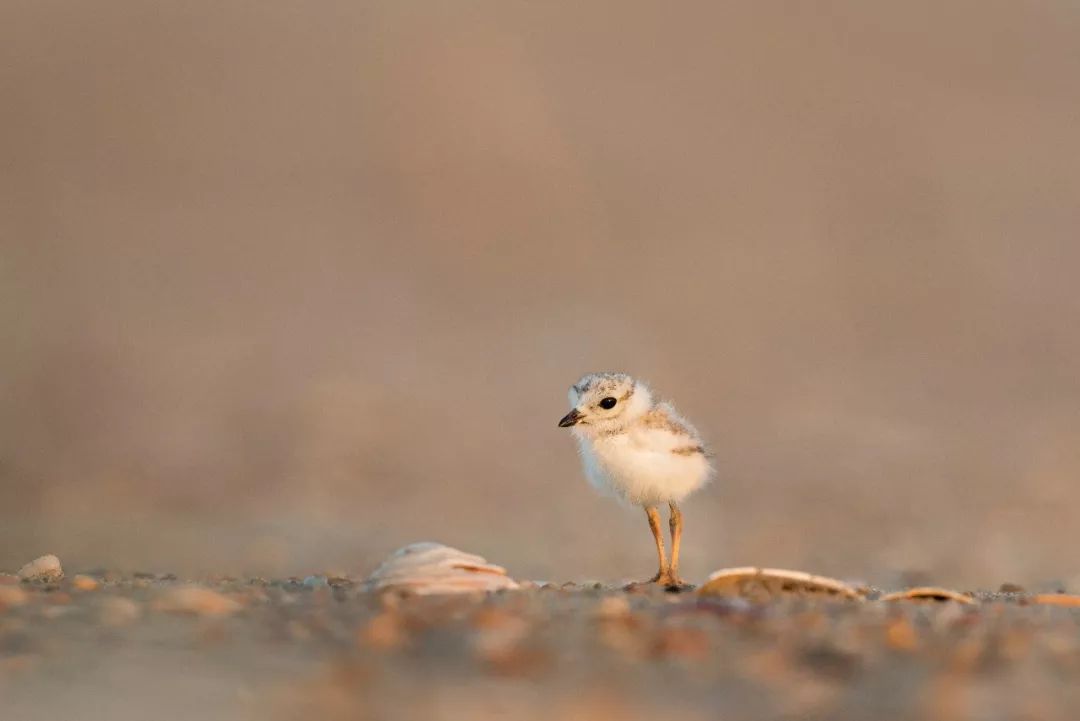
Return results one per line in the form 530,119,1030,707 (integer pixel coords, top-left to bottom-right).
697,567,863,601
18,554,63,582
364,542,520,595
879,587,974,604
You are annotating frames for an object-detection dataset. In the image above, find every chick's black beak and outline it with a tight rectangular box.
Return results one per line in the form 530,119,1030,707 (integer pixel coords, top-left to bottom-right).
558,408,584,428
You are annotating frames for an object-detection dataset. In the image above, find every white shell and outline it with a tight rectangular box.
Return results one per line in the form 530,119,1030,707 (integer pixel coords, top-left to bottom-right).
879,587,974,604
698,567,864,600
365,542,519,595
18,554,64,582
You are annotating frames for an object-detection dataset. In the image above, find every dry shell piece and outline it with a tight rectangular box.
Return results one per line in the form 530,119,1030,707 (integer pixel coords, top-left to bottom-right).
364,542,520,595
698,567,864,601
1026,594,1080,608
18,555,63,583
879,587,975,604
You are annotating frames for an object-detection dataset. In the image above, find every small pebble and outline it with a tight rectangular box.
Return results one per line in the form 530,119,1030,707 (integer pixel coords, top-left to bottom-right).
360,610,407,650
0,585,29,609
594,596,632,620
100,597,141,626
71,575,100,591
652,626,710,661
885,616,919,651
153,586,242,617
303,576,329,589
470,612,542,675
41,605,78,620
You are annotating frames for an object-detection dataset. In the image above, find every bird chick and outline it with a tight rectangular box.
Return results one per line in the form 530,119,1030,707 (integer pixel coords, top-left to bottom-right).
558,372,713,589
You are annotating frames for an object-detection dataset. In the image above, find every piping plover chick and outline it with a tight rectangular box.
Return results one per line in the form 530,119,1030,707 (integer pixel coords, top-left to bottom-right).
558,372,713,589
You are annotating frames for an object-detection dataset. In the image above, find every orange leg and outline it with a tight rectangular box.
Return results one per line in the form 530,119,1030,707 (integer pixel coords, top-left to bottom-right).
644,505,668,583
668,501,686,586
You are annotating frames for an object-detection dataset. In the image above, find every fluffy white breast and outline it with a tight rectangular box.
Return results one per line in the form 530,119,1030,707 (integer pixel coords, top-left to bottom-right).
574,426,712,507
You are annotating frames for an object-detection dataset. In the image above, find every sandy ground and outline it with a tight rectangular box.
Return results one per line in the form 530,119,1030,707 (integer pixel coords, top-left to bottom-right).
4,569,1080,721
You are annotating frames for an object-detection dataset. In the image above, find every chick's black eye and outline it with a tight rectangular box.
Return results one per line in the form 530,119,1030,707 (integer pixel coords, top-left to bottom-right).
598,397,617,410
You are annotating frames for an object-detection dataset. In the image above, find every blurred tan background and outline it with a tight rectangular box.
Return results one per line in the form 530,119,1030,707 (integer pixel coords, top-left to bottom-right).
3,0,1080,588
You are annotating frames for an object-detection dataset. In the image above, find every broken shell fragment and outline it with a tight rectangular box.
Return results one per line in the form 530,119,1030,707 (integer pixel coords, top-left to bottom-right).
1027,594,1080,608
364,542,520,595
698,567,864,601
879,587,975,604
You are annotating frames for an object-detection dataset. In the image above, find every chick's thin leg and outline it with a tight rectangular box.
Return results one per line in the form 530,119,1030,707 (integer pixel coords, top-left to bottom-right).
644,505,670,584
668,501,687,586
